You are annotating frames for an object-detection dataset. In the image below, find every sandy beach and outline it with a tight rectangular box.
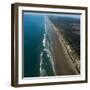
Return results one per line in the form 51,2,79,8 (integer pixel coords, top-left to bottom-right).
46,17,79,75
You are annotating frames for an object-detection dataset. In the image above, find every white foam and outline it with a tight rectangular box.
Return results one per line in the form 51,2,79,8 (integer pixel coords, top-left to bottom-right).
40,51,47,76
42,33,46,47
39,16,56,76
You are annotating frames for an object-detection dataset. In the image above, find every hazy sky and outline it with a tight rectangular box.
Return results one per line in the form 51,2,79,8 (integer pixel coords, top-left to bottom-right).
24,12,80,19
52,14,80,19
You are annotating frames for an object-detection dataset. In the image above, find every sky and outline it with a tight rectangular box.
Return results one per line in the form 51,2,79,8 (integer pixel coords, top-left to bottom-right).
23,11,80,19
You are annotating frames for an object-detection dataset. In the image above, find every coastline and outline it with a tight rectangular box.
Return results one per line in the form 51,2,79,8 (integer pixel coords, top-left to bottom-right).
46,16,79,75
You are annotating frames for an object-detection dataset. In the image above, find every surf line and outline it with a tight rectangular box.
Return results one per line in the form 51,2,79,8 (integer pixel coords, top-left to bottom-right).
39,16,56,76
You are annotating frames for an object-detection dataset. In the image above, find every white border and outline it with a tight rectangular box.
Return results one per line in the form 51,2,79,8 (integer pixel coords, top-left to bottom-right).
18,6,86,84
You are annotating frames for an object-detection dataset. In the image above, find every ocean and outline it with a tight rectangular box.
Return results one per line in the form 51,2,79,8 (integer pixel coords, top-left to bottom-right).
23,12,55,77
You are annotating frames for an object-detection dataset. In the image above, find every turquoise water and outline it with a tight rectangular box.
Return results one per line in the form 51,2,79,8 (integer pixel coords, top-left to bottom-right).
23,12,55,77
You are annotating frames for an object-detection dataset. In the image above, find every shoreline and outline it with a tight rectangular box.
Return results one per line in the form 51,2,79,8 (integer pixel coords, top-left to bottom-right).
46,16,79,75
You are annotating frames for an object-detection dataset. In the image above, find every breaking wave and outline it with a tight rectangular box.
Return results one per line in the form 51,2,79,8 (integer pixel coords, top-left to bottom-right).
39,16,56,76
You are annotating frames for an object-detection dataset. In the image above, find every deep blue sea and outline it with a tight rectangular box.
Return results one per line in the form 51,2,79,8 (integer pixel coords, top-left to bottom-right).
23,12,55,77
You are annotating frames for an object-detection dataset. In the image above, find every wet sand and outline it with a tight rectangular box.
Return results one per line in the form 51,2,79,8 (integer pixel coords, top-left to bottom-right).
46,17,79,75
